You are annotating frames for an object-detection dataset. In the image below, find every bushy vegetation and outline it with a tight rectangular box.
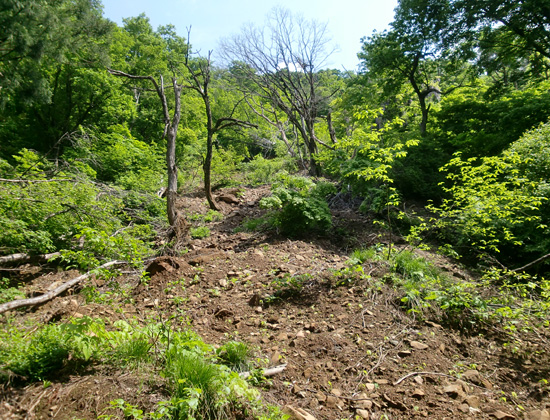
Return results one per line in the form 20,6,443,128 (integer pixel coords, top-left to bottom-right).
0,317,283,419
258,173,336,237
1,1,550,418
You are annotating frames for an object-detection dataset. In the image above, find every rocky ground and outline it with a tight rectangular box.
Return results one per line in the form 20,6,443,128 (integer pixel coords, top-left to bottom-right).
1,186,549,420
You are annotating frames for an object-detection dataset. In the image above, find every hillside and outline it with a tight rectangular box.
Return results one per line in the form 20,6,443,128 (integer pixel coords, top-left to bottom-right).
1,186,548,420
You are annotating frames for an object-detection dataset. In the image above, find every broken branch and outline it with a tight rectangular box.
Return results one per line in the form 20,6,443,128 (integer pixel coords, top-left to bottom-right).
0,260,125,314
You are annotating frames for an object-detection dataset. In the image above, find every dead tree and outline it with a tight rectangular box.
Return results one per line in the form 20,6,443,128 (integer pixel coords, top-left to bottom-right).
108,69,183,230
182,38,256,210
220,7,338,175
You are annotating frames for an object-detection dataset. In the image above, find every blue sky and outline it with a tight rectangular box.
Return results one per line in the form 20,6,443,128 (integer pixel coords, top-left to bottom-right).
101,0,398,71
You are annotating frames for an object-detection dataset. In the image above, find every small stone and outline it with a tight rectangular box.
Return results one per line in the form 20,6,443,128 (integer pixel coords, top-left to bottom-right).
282,405,317,420
218,279,228,287
270,351,281,365
459,403,470,413
292,384,304,395
462,370,480,381
277,332,288,341
525,410,550,420
410,341,429,350
296,330,306,338
355,393,372,410
465,395,481,408
490,410,516,420
303,367,313,379
316,392,326,402
331,388,342,397
444,384,465,399
414,375,424,385
439,343,446,352
356,409,370,419
376,379,389,385
412,388,425,399
366,383,376,391
398,350,412,357
254,306,262,313
326,395,339,408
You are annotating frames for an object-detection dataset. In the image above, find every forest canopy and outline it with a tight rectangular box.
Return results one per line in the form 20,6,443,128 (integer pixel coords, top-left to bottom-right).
1,0,549,274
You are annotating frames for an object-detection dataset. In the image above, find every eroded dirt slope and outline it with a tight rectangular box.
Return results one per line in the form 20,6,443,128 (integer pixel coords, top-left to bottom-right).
1,186,549,420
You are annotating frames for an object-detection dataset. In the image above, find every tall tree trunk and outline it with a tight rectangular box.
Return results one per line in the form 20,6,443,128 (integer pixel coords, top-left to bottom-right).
166,126,178,226
166,81,182,226
203,130,219,211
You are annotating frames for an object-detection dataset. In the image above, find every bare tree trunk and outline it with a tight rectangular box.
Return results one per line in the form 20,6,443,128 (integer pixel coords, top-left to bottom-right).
327,110,338,144
203,130,219,211
108,69,185,231
166,81,183,226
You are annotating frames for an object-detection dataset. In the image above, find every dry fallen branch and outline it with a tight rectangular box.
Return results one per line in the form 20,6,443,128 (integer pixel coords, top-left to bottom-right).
393,371,461,386
0,260,125,314
239,364,287,379
0,178,74,183
0,252,60,266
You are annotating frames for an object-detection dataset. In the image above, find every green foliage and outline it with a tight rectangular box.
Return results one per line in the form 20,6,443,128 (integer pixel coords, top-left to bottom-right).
427,151,546,264
259,173,334,237
264,273,314,304
433,84,550,157
190,227,211,239
0,278,25,304
0,150,156,266
164,347,262,420
190,210,223,224
1,324,70,381
242,155,297,186
216,341,254,373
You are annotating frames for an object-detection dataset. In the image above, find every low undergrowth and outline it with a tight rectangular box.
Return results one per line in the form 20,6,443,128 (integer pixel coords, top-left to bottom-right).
339,245,550,337
0,316,285,420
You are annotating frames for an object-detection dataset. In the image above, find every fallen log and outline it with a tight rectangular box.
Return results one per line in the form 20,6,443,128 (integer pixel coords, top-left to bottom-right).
0,252,60,266
0,260,124,314
239,364,287,379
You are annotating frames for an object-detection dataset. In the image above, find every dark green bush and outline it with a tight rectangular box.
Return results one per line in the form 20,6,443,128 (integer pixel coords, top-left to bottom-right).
260,174,334,237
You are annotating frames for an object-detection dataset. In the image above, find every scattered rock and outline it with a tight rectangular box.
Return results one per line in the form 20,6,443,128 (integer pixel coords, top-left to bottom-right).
444,384,465,399
525,410,550,420
248,293,261,307
356,409,370,419
489,410,516,420
214,308,233,318
410,341,429,350
283,405,317,420
331,388,342,397
412,388,425,399
146,256,182,276
217,193,239,204
465,395,481,408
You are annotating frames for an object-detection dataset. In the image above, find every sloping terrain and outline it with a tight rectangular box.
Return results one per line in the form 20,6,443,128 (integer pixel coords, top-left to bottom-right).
1,186,549,420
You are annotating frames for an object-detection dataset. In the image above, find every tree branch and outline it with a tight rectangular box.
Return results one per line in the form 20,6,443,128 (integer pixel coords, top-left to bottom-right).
0,260,125,314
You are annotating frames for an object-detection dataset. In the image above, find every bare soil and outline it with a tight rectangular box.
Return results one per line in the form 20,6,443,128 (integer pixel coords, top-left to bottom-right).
1,186,549,420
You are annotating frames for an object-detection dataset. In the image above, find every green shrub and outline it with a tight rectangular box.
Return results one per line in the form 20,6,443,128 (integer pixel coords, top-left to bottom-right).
190,226,211,239
216,341,253,373
427,150,547,267
242,155,297,186
259,174,334,237
4,324,70,381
